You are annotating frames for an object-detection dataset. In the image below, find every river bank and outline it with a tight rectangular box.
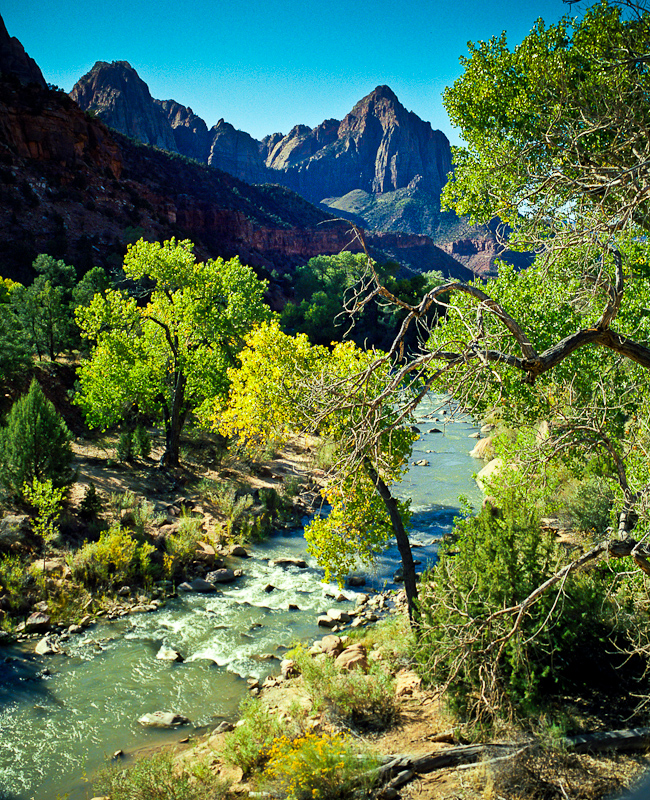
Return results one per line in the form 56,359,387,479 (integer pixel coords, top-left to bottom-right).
0,394,484,799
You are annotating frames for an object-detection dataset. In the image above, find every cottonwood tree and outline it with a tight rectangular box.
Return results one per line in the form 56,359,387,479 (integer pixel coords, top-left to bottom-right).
75,238,271,466
219,319,420,620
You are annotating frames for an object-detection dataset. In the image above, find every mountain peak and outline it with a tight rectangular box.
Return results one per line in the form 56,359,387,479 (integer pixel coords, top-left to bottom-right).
0,13,46,88
70,61,179,152
368,85,399,103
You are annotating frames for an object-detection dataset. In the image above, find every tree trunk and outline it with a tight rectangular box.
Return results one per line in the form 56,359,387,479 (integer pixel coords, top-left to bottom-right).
161,373,187,467
364,458,419,625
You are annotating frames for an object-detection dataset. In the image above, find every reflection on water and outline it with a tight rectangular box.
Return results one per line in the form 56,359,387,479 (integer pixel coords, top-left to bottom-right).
0,394,482,800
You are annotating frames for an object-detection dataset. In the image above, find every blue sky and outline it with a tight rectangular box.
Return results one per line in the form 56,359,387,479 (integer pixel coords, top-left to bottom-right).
4,0,573,145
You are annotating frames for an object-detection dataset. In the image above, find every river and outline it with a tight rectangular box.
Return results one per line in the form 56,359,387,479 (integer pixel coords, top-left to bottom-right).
0,395,482,800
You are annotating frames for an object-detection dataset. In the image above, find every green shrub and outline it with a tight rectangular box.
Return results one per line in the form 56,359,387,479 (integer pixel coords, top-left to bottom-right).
134,423,152,458
0,379,73,498
79,481,102,519
71,524,155,588
93,750,228,800
163,512,203,577
564,475,615,535
262,732,380,800
0,554,28,617
283,475,303,499
222,697,285,775
292,646,396,728
117,430,135,462
413,483,616,727
313,438,336,471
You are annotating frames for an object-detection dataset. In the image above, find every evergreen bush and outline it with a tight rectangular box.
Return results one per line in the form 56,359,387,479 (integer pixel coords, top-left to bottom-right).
0,379,73,498
79,481,102,519
116,430,135,462
134,423,151,458
413,483,616,727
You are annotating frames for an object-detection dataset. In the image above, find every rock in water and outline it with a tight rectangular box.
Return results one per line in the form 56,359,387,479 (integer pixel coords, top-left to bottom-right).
35,635,62,655
156,646,183,662
205,569,237,584
189,578,218,593
138,711,190,728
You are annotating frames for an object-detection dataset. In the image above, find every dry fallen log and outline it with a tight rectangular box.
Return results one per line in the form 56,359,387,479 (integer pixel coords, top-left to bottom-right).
379,727,650,781
564,727,650,754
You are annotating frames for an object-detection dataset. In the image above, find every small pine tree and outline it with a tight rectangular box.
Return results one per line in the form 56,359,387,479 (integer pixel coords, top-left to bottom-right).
79,481,102,519
116,430,134,462
134,424,151,459
0,379,73,498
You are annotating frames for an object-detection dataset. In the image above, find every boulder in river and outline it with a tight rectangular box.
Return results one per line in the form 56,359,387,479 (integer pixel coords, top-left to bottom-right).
205,568,237,584
138,711,190,728
189,578,218,593
469,436,494,460
35,635,62,655
230,545,250,558
156,646,183,662
269,558,308,569
347,575,366,587
327,609,351,623
317,615,337,629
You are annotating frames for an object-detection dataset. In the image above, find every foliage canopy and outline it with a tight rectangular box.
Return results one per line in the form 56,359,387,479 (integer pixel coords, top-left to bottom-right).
76,238,272,465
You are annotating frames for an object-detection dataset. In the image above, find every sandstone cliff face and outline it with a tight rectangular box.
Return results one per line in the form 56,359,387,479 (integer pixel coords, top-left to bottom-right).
70,61,179,151
207,120,269,184
0,15,46,89
156,99,210,161
264,86,452,204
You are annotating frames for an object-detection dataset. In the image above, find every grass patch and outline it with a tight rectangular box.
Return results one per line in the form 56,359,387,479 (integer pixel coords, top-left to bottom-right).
92,750,228,800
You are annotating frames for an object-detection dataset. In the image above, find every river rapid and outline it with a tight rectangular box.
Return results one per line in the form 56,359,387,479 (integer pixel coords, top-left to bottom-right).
0,395,482,800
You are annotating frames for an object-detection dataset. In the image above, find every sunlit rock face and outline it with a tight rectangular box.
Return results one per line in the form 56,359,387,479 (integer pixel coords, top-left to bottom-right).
70,60,179,151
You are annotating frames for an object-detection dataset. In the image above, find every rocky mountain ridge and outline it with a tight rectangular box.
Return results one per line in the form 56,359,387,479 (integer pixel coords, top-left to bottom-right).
0,25,471,288
69,60,526,274
71,63,452,202
0,16,46,90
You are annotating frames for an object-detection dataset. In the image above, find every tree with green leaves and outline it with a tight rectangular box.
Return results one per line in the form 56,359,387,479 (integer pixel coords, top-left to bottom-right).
11,254,77,361
442,1,650,248
0,379,74,499
75,238,272,466
288,2,650,713
220,319,419,619
0,278,31,383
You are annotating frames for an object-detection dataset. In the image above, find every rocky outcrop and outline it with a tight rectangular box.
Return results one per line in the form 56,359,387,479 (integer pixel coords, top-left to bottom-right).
262,86,452,204
70,61,179,151
156,98,210,161
0,23,481,285
440,229,534,277
0,80,122,176
207,119,269,184
66,66,520,271
0,15,46,88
